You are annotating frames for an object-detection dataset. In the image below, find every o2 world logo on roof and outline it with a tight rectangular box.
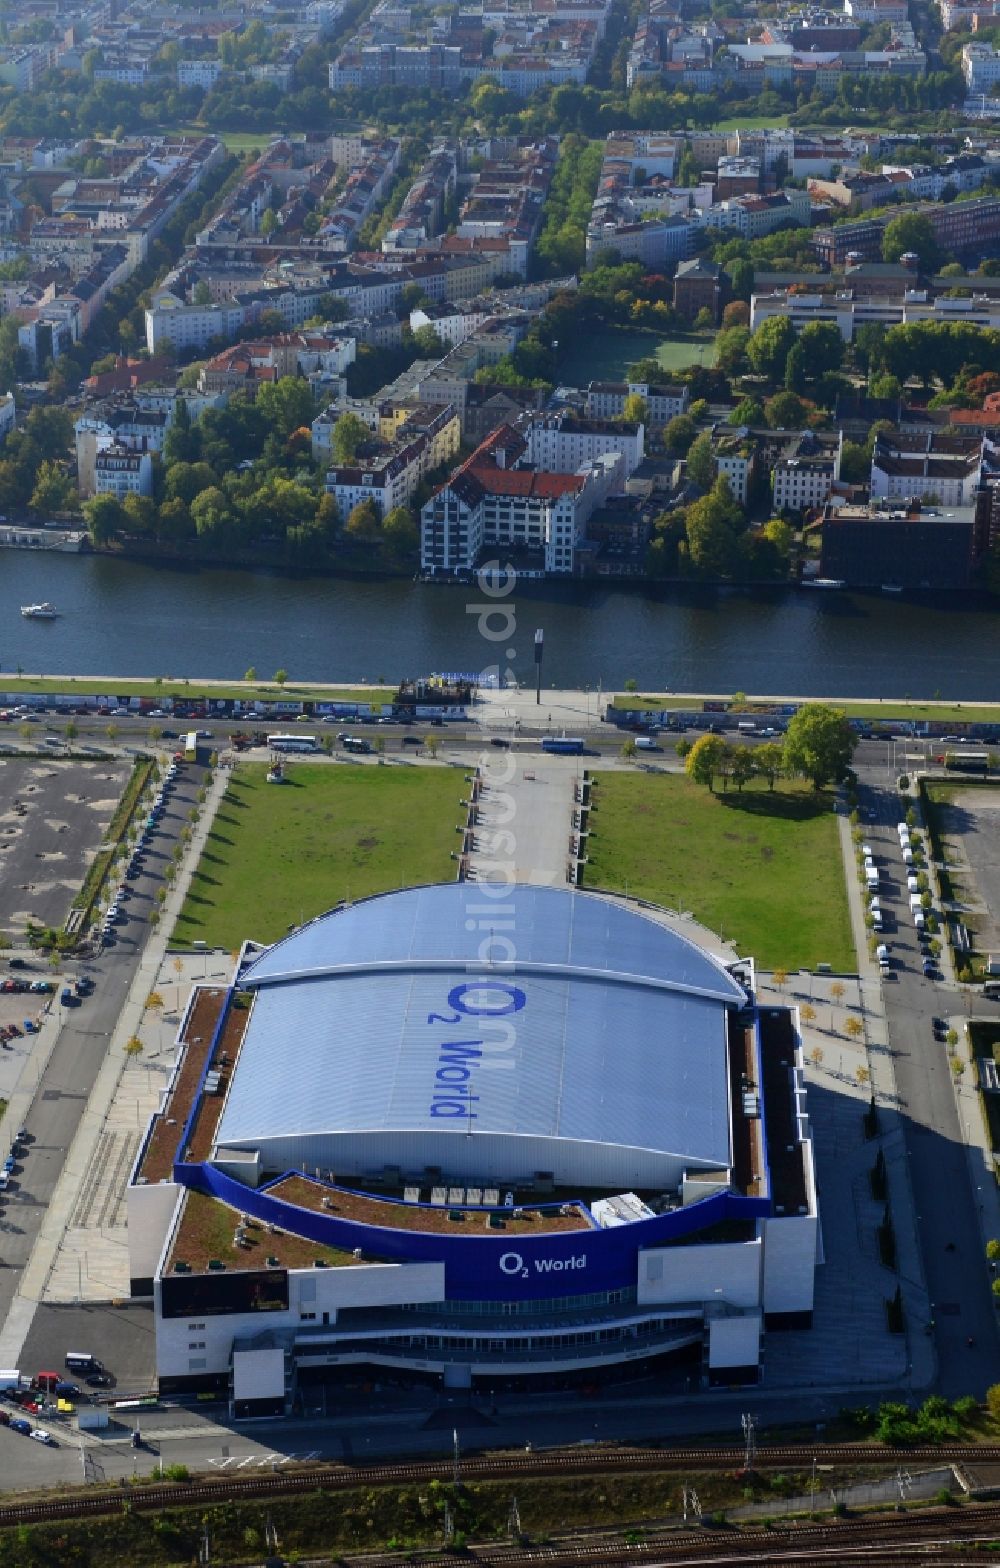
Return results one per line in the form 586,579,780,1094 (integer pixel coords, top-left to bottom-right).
426,981,525,1120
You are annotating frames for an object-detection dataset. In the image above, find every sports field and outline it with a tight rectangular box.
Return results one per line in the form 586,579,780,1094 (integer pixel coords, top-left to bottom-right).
583,772,853,972
558,329,714,385
172,762,461,949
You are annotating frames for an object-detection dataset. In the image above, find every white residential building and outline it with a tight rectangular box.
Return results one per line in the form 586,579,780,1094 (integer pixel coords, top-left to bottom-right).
145,293,249,354
587,380,689,426
870,433,983,506
961,41,1000,91
421,423,623,576
93,443,153,499
178,59,223,88
525,411,644,480
772,435,843,512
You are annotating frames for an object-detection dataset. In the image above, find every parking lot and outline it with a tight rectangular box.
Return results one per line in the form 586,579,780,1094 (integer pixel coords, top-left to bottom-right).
930,785,1000,954
0,757,131,934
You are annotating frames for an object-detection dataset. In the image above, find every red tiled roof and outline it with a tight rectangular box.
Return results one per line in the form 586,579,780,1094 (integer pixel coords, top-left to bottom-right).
469,464,583,499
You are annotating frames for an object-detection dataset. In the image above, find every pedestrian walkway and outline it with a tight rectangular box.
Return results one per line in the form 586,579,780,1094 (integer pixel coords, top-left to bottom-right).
0,764,231,1356
465,758,578,886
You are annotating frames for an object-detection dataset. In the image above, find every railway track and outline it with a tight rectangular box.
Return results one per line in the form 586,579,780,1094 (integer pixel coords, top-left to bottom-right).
0,1440,998,1530
339,1502,1000,1567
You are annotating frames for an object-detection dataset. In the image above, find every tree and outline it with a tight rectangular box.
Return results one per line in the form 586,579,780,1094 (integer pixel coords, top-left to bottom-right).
784,341,807,395
685,733,727,792
244,667,256,683
664,413,697,455
845,1016,864,1041
620,736,637,760
729,397,764,427
274,668,288,686
381,505,418,559
685,477,743,576
764,390,807,429
801,1004,817,1028
773,968,788,991
798,321,844,378
783,703,857,789
29,459,75,515
125,1035,144,1060
730,747,755,791
755,741,784,790
747,315,797,381
190,486,232,542
331,411,368,465
714,324,750,375
987,1384,1000,1419
84,493,126,545
685,431,716,490
255,376,315,440
831,981,845,1006
622,392,648,426
870,371,901,401
882,211,943,273
987,1239,1000,1261
146,991,164,1011
345,499,380,541
722,300,750,328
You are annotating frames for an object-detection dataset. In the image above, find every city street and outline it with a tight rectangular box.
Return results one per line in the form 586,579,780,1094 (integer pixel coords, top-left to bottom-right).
853,756,1000,1398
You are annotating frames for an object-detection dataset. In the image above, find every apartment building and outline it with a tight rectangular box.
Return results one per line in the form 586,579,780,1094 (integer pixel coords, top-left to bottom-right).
772,432,843,513
526,411,645,480
586,380,689,426
93,443,154,499
421,424,623,575
870,431,984,506
324,402,460,519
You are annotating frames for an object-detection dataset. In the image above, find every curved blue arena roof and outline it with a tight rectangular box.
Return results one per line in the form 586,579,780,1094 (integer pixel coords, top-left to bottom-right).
240,885,746,1004
219,886,746,1186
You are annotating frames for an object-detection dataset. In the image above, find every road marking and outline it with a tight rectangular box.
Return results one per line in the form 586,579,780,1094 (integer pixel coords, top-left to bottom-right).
236,1454,257,1467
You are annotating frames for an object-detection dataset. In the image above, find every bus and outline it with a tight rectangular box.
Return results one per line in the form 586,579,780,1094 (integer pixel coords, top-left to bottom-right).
267,733,319,753
342,735,371,754
183,731,198,761
541,737,585,755
944,750,989,772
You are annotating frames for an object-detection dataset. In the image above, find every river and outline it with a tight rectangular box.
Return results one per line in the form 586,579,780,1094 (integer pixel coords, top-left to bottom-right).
4,550,1000,698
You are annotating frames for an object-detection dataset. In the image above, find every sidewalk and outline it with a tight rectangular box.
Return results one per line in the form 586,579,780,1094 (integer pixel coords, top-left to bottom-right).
0,762,231,1360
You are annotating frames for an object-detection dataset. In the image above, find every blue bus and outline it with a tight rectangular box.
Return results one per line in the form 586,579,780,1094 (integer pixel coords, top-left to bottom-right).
541,737,585,755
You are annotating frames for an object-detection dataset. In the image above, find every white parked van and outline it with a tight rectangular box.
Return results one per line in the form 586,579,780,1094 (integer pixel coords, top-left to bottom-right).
903,849,914,866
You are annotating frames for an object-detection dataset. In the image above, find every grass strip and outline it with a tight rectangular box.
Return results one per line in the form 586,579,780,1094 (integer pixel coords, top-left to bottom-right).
71,756,155,926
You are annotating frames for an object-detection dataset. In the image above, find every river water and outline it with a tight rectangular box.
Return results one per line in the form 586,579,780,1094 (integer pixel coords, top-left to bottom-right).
4,550,1000,698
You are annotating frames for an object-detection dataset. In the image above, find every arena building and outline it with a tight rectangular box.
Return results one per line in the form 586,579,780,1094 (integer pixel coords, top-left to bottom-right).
129,885,818,1415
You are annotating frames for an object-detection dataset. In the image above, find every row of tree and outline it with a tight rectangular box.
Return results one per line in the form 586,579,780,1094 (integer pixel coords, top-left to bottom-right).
681,705,857,792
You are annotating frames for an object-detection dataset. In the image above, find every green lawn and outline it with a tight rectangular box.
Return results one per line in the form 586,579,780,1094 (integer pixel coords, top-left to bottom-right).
169,126,292,153
711,114,790,131
172,762,463,949
583,773,853,972
558,328,714,385
654,337,715,372
612,693,1000,723
0,676,394,706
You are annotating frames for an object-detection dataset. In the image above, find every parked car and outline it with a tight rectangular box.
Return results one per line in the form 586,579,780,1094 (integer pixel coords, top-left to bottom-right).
8,1417,30,1435
161,729,179,739
29,1429,56,1446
